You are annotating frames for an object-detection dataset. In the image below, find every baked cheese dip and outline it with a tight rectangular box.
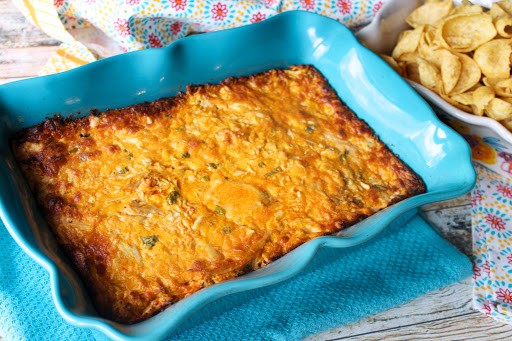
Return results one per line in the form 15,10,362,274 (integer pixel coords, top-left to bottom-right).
11,65,426,323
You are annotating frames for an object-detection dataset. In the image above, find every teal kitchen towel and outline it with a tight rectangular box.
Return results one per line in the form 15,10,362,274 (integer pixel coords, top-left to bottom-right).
0,209,472,341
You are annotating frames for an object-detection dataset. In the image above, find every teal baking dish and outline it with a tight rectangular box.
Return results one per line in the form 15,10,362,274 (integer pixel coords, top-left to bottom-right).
0,10,475,341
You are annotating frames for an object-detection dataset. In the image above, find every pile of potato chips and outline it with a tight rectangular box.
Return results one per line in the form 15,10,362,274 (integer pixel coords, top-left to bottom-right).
384,0,512,132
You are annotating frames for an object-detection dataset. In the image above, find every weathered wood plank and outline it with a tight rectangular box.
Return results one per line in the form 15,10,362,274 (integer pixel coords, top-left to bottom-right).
306,278,473,340
0,77,29,85
0,46,58,78
422,192,472,211
327,313,512,340
0,0,60,48
307,278,512,341
423,205,473,258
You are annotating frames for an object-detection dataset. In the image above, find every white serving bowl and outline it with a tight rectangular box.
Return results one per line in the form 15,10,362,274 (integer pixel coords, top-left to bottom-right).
356,0,512,177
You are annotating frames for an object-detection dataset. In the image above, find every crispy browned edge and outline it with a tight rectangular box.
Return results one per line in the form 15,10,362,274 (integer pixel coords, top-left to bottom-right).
11,65,427,323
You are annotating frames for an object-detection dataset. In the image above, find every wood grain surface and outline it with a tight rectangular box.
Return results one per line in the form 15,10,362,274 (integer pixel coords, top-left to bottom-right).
0,0,59,48
1,0,512,339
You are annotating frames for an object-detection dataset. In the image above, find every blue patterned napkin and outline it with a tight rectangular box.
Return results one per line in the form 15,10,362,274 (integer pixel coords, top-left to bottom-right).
0,209,472,341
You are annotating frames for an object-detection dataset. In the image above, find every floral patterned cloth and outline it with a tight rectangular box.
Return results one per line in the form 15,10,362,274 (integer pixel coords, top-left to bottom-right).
441,115,512,323
472,163,512,323
12,0,386,75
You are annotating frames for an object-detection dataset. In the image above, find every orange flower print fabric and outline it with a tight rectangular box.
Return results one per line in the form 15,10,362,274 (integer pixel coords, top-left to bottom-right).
12,0,388,75
472,164,512,324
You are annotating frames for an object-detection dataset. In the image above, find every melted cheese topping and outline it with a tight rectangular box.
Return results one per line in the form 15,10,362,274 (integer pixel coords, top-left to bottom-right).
12,65,425,323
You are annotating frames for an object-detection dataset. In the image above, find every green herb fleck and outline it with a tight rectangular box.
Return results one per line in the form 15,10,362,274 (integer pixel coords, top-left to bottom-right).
222,226,231,234
207,163,220,169
351,198,362,207
175,125,185,131
258,162,265,167
202,176,210,182
264,167,282,178
119,167,129,174
340,150,350,160
141,235,158,249
68,147,79,154
181,152,191,158
214,205,226,215
306,125,315,133
166,190,180,205
260,190,272,206
80,133,91,138
124,149,133,159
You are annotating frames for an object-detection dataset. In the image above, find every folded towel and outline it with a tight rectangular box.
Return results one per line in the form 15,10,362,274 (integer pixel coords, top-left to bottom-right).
0,209,472,341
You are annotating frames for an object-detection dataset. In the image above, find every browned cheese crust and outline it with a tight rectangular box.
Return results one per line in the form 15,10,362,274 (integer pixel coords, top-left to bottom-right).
11,65,426,323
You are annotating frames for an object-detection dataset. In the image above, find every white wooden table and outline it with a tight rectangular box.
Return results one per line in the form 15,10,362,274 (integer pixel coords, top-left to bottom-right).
2,0,512,339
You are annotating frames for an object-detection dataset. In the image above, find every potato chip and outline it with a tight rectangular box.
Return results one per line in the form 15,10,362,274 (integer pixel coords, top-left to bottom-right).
405,62,421,84
418,47,439,67
474,86,495,105
497,0,512,17
467,83,484,93
418,60,441,91
450,92,474,105
485,97,512,120
470,105,485,116
500,116,512,131
439,50,461,94
472,86,496,116
397,60,408,74
439,92,472,112
495,17,512,38
496,78,512,94
380,54,402,75
418,25,442,55
449,3,483,16
473,39,511,78
500,97,512,105
490,3,510,19
396,52,421,64
451,86,495,116
406,0,454,28
451,52,481,94
438,13,496,52
391,26,425,60
421,48,461,94
483,77,512,97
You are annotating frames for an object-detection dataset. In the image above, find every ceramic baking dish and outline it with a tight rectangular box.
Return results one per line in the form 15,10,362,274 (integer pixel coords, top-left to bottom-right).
0,10,475,340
